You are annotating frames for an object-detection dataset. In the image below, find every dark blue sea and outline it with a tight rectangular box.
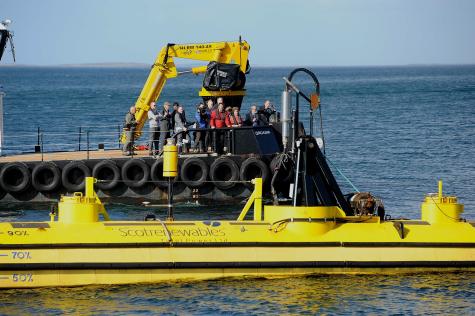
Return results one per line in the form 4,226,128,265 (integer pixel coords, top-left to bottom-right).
0,65,474,314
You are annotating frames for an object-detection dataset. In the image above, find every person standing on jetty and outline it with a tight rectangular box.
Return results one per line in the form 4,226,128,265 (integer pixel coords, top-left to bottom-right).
171,102,179,130
147,102,160,156
226,107,243,127
206,99,215,111
205,99,215,151
245,104,261,127
217,97,225,108
122,106,137,156
158,101,172,154
210,102,227,153
260,100,277,124
174,105,190,154
224,106,233,126
194,103,208,153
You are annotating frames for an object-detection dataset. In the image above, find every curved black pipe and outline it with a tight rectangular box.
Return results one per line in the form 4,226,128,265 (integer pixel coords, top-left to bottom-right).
288,67,320,98
286,67,321,150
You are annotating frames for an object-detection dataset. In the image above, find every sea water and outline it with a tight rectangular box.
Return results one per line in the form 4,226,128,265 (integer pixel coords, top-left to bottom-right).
0,65,473,314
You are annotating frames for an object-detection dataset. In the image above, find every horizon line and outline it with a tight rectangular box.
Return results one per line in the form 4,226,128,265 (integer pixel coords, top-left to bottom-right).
1,62,475,69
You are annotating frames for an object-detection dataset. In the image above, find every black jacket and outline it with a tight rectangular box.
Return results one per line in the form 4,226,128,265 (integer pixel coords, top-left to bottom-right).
259,106,276,124
159,109,172,131
245,111,261,127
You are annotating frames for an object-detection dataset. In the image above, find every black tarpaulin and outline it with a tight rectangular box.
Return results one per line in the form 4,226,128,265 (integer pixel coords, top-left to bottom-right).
202,61,243,91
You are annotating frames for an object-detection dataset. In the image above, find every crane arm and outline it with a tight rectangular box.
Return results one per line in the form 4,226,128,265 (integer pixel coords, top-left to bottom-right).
0,19,15,62
122,40,250,143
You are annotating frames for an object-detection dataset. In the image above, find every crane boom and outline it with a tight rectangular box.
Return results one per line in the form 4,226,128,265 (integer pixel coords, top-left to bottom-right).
122,40,250,143
0,19,15,62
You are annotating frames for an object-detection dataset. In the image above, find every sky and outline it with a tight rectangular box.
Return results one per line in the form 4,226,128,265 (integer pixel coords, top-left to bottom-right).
1,0,474,66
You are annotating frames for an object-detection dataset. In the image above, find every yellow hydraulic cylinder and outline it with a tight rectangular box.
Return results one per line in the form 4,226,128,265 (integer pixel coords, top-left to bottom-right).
163,139,178,177
421,180,464,224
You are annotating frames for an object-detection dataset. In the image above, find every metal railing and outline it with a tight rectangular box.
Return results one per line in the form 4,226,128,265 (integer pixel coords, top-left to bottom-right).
0,124,270,158
1,124,124,156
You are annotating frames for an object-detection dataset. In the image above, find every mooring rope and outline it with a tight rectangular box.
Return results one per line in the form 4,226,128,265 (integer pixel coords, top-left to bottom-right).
324,155,360,193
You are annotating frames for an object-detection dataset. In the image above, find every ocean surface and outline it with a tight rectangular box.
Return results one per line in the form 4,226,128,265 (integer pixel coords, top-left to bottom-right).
0,65,474,314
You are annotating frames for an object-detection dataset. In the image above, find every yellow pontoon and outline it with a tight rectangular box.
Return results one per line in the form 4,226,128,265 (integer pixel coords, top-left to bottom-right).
0,68,473,288
0,171,473,288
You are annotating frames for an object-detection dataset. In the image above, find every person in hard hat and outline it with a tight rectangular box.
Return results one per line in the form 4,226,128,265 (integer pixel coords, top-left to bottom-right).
122,106,137,156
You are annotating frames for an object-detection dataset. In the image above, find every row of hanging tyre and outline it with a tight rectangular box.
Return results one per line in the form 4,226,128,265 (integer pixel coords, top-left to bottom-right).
0,156,272,199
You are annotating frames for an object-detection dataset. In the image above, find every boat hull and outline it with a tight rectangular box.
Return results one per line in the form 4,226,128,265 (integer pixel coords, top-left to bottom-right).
1,213,474,288
1,243,474,288
2,266,475,288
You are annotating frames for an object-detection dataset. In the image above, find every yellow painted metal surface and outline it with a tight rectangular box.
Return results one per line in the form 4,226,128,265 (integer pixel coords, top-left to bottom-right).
1,217,474,245
57,177,109,223
198,88,246,97
237,178,263,221
0,218,474,288
57,193,99,223
421,180,464,224
3,266,473,289
0,177,474,288
163,142,178,177
121,40,251,142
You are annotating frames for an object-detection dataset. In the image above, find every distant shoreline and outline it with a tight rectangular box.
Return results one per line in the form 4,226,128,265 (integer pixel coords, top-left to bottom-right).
1,63,474,69
0,62,150,68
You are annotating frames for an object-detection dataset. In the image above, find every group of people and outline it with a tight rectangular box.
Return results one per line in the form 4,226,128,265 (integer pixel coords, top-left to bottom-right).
122,97,277,156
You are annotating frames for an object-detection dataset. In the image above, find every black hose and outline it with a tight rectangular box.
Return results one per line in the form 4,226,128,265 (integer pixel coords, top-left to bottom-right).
270,153,294,205
270,171,279,206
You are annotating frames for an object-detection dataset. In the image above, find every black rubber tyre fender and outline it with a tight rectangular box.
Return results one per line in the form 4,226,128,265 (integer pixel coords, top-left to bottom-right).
92,160,120,191
0,162,31,193
61,161,91,192
31,162,61,192
121,159,150,188
210,157,240,190
239,157,270,187
151,159,180,189
180,157,208,188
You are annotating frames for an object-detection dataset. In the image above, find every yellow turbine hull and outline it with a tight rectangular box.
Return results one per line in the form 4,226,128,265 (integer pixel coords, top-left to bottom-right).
1,217,474,288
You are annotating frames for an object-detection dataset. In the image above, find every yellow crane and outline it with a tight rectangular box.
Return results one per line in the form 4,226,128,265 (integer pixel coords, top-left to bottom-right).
121,40,251,142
